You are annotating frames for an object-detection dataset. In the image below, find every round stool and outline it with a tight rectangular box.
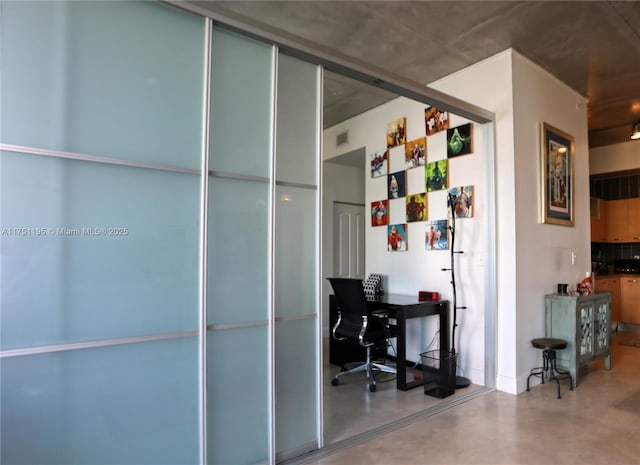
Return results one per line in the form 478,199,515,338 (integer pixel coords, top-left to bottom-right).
526,338,573,399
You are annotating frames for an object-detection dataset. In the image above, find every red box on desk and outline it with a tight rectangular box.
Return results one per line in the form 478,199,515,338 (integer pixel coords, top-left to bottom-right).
418,291,439,301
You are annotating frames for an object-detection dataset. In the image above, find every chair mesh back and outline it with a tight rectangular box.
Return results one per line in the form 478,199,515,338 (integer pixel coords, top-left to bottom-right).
327,278,369,317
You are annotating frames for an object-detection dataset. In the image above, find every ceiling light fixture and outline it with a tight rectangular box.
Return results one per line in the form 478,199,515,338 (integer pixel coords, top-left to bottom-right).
632,120,640,140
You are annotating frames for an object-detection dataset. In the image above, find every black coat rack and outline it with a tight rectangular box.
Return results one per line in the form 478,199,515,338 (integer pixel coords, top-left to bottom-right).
442,192,471,389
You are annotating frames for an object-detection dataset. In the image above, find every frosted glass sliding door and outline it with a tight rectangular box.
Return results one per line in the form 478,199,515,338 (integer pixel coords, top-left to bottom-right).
206,27,273,465
273,54,321,458
0,2,204,464
206,31,321,463
2,3,323,463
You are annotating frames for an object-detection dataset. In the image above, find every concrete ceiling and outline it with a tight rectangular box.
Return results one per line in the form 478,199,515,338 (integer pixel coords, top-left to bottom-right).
198,1,640,148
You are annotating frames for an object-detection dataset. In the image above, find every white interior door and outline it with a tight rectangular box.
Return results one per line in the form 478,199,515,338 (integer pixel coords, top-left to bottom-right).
333,202,365,279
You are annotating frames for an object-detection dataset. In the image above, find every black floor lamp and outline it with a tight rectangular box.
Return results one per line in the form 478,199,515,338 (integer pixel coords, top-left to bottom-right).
442,192,471,389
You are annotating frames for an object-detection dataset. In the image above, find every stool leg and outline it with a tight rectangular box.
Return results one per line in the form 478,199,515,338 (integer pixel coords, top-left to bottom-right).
547,350,563,399
542,349,551,384
550,351,574,392
527,349,547,392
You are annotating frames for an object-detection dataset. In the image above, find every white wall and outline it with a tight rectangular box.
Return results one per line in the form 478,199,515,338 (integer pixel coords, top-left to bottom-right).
589,141,640,175
430,49,590,393
324,97,488,385
511,51,590,391
429,50,516,392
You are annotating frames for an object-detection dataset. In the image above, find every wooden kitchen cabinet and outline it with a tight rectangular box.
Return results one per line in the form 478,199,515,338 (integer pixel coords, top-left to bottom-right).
595,276,620,322
620,276,640,324
590,198,607,242
628,198,640,242
606,199,629,242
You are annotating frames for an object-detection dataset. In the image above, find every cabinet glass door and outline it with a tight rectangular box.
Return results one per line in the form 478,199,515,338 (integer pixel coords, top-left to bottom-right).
577,302,594,364
594,297,610,356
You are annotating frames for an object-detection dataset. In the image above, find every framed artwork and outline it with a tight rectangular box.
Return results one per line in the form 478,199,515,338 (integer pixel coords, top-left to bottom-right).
404,137,426,168
370,149,388,178
425,159,448,192
371,200,389,227
386,117,407,148
387,224,407,251
541,122,574,226
388,171,406,199
406,193,427,222
425,220,449,250
447,123,473,157
448,185,474,219
425,106,449,135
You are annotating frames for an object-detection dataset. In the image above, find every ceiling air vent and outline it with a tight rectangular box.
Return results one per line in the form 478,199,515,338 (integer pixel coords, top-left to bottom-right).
336,131,348,146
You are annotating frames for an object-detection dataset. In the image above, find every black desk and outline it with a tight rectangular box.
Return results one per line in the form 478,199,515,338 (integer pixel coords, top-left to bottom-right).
329,294,450,391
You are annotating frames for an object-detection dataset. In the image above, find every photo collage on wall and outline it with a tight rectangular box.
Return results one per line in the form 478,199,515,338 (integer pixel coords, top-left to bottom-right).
368,106,476,252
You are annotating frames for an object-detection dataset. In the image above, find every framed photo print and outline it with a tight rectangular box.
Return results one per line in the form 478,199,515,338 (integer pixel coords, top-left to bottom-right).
371,200,389,227
404,137,426,168
386,117,406,148
425,220,449,250
406,193,427,222
387,224,407,251
448,185,474,219
541,123,574,226
446,123,473,157
425,159,448,192
425,106,449,135
370,149,388,178
388,171,406,199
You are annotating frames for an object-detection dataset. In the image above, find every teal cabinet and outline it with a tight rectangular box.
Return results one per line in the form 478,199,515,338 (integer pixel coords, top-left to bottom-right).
545,292,611,387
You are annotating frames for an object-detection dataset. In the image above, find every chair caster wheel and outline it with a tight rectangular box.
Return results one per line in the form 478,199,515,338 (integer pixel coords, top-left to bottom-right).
331,378,339,386
369,384,376,392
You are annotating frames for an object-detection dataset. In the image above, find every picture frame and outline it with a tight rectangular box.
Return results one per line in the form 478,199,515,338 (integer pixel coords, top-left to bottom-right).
406,193,427,222
404,137,426,169
388,171,406,199
541,123,574,226
425,159,448,192
386,117,407,148
448,185,474,219
370,149,388,178
387,224,407,251
371,199,389,227
424,106,449,135
446,123,473,157
425,220,449,250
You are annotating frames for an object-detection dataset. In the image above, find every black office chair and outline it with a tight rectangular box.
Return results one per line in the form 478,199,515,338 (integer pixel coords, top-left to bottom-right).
328,277,396,392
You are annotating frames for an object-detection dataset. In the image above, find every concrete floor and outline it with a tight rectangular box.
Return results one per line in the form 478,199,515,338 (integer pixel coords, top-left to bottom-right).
323,349,485,445
311,331,640,465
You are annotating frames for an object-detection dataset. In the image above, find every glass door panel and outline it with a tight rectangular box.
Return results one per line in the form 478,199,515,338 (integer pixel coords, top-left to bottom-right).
206,26,274,464
274,318,318,455
1,1,205,169
274,186,318,318
0,338,199,465
1,152,200,349
207,177,269,325
0,2,204,464
209,27,273,178
205,327,269,464
273,53,320,458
